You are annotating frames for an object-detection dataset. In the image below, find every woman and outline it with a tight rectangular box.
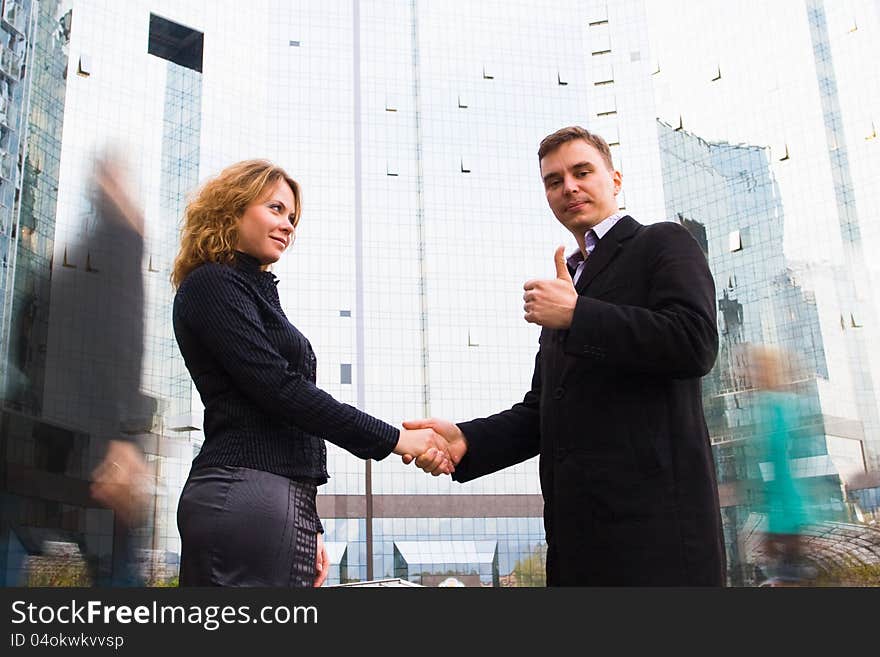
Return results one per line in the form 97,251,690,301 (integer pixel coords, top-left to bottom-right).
743,344,818,586
171,160,451,587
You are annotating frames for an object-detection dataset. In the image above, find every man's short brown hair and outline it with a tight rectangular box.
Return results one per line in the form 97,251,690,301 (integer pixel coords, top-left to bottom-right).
538,126,614,171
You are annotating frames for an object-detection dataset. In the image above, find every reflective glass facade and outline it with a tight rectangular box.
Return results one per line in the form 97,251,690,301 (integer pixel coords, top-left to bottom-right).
1,0,39,399
657,124,850,584
649,0,880,583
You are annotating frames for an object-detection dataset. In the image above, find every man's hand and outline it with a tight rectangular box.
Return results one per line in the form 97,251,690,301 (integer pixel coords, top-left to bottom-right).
523,246,577,329
401,418,468,468
90,440,149,528
393,428,455,475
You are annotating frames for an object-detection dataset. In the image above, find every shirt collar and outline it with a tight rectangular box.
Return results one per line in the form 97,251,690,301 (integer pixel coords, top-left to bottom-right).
233,250,262,271
234,251,278,284
566,212,625,269
590,212,625,241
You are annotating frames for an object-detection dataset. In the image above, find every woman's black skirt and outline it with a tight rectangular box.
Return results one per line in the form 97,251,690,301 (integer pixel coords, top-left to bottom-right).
177,465,322,587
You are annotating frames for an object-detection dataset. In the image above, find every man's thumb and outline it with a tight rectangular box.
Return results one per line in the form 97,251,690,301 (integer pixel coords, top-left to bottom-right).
554,246,572,283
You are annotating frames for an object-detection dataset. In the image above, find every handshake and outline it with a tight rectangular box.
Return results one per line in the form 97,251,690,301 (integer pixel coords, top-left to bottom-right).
392,418,467,476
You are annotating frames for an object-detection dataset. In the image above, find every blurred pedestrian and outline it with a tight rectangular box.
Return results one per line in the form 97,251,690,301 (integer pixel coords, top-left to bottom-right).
86,153,152,585
744,344,817,586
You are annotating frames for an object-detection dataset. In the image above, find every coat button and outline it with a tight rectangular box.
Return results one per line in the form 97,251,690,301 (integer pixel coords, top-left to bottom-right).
553,387,565,400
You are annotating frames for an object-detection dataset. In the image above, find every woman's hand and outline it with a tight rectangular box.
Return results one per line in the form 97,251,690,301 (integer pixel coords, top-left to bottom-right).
313,532,329,587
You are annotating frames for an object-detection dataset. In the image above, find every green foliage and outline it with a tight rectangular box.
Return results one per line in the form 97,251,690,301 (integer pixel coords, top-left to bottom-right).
812,562,880,587
508,544,547,587
148,575,179,587
26,557,92,587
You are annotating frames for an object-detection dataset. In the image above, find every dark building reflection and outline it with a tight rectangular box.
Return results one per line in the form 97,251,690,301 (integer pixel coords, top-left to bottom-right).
658,120,855,585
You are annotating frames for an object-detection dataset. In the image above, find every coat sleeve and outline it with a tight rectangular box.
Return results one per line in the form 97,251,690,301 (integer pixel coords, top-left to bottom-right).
452,350,542,482
175,266,398,460
563,222,718,378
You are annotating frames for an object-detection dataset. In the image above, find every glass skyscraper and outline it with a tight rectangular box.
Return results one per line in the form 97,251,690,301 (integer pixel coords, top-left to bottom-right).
657,122,853,584
648,0,880,583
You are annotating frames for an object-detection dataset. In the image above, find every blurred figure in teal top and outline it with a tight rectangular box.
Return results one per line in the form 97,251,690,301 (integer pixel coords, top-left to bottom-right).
744,344,817,586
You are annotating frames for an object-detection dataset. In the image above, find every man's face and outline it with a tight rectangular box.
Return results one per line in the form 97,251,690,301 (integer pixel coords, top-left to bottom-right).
540,139,622,235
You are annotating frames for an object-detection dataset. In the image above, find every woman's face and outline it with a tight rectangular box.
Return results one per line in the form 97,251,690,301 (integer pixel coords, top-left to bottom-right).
235,178,297,265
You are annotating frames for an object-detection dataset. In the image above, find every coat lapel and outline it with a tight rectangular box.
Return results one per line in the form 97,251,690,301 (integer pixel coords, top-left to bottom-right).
575,215,639,294
558,216,640,384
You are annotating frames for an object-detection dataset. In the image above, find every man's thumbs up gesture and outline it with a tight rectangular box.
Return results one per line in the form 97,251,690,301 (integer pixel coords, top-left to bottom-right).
523,246,578,329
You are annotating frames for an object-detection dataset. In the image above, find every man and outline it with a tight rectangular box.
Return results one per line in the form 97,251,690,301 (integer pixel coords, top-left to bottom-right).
405,126,725,585
85,155,152,585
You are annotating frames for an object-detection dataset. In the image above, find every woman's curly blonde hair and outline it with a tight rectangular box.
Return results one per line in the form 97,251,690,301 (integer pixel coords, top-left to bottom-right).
171,159,301,288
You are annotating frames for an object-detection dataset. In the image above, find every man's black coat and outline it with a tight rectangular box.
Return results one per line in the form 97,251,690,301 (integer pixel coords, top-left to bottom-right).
454,216,725,586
